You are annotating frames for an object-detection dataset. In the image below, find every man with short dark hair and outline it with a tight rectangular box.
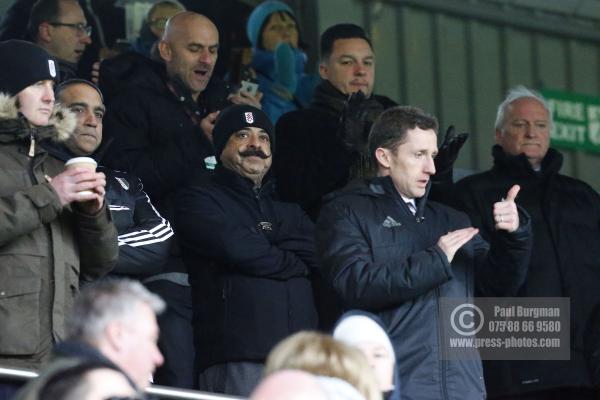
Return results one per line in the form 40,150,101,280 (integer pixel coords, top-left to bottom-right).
176,104,318,397
452,86,600,399
273,23,397,330
48,79,174,277
275,23,395,221
317,105,532,400
28,0,93,82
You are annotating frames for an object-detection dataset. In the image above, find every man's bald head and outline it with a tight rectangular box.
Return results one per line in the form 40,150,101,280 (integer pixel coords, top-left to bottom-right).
251,370,328,400
158,12,219,100
162,12,217,42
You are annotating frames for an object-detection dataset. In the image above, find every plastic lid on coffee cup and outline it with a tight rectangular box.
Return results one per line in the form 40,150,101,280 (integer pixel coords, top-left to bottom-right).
65,157,97,168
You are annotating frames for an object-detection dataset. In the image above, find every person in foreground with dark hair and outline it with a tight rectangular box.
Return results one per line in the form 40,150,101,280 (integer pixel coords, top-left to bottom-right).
317,105,532,400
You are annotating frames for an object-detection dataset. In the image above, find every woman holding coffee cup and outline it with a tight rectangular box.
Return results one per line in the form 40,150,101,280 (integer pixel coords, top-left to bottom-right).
0,40,107,211
0,39,117,377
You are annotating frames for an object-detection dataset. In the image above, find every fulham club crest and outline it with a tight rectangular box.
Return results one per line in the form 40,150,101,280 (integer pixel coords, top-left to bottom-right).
245,112,254,123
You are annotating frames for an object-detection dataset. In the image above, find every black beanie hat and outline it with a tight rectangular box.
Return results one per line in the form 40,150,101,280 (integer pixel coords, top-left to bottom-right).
213,105,275,159
0,40,59,96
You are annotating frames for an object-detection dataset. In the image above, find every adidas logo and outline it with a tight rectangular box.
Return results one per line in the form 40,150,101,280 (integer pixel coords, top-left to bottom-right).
382,216,402,228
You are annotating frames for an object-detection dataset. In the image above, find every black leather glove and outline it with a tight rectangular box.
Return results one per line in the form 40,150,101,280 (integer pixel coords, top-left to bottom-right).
434,125,469,177
338,91,385,154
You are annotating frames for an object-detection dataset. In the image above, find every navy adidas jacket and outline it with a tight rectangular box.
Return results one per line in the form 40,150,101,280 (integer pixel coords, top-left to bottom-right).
317,176,532,400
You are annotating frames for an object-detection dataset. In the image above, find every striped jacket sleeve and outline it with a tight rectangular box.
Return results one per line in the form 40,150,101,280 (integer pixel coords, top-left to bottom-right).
110,176,174,276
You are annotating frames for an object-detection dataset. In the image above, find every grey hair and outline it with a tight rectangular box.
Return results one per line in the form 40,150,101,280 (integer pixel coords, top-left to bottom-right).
147,0,185,21
66,278,165,344
494,85,553,131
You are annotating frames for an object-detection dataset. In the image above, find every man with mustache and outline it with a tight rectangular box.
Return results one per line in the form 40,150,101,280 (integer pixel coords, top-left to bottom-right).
100,12,261,389
452,86,600,399
176,104,318,397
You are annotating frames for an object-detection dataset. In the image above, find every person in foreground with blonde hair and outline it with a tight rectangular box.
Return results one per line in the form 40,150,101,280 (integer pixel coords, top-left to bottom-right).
264,331,381,400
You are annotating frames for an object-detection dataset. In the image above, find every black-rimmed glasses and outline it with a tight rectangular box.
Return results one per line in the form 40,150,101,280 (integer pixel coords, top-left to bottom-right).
49,22,92,37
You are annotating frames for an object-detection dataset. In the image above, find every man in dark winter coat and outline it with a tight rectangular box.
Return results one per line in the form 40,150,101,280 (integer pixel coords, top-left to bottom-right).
50,79,174,277
176,105,318,397
273,23,396,331
274,23,396,222
100,12,261,388
317,106,532,400
452,86,600,399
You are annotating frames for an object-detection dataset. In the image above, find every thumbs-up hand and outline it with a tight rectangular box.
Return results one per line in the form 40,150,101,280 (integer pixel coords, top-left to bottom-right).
493,185,520,232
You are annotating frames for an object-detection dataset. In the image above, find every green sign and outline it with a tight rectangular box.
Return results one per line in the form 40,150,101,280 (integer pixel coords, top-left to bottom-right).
541,89,600,154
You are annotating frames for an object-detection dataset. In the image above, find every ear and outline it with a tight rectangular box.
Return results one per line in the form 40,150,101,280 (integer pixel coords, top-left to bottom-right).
158,40,171,62
104,321,125,351
318,62,329,80
375,147,391,169
38,22,52,43
494,128,503,144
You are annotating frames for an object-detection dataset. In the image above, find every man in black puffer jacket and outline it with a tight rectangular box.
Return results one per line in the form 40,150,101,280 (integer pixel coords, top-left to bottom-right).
452,86,600,399
317,106,532,400
176,105,318,397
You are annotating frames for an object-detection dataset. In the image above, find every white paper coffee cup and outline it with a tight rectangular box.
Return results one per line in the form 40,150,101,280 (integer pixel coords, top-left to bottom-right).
65,157,97,195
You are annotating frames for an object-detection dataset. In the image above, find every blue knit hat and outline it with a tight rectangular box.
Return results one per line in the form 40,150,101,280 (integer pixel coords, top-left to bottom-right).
246,0,294,48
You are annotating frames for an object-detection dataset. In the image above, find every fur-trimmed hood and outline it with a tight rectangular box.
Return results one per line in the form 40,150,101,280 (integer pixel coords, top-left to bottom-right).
0,92,76,142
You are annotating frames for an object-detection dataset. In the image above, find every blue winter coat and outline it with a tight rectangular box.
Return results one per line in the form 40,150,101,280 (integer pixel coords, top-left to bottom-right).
251,46,317,123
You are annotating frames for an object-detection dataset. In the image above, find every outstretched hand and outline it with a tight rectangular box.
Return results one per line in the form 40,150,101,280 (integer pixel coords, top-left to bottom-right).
493,185,520,232
437,227,479,263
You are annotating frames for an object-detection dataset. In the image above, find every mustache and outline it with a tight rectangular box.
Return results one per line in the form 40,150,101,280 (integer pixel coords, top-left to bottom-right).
239,149,271,159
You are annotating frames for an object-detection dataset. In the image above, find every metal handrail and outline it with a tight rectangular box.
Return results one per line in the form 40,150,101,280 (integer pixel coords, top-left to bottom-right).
0,366,244,400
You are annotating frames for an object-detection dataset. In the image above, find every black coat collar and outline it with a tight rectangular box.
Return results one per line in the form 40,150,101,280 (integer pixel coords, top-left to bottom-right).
491,144,563,180
214,165,275,197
